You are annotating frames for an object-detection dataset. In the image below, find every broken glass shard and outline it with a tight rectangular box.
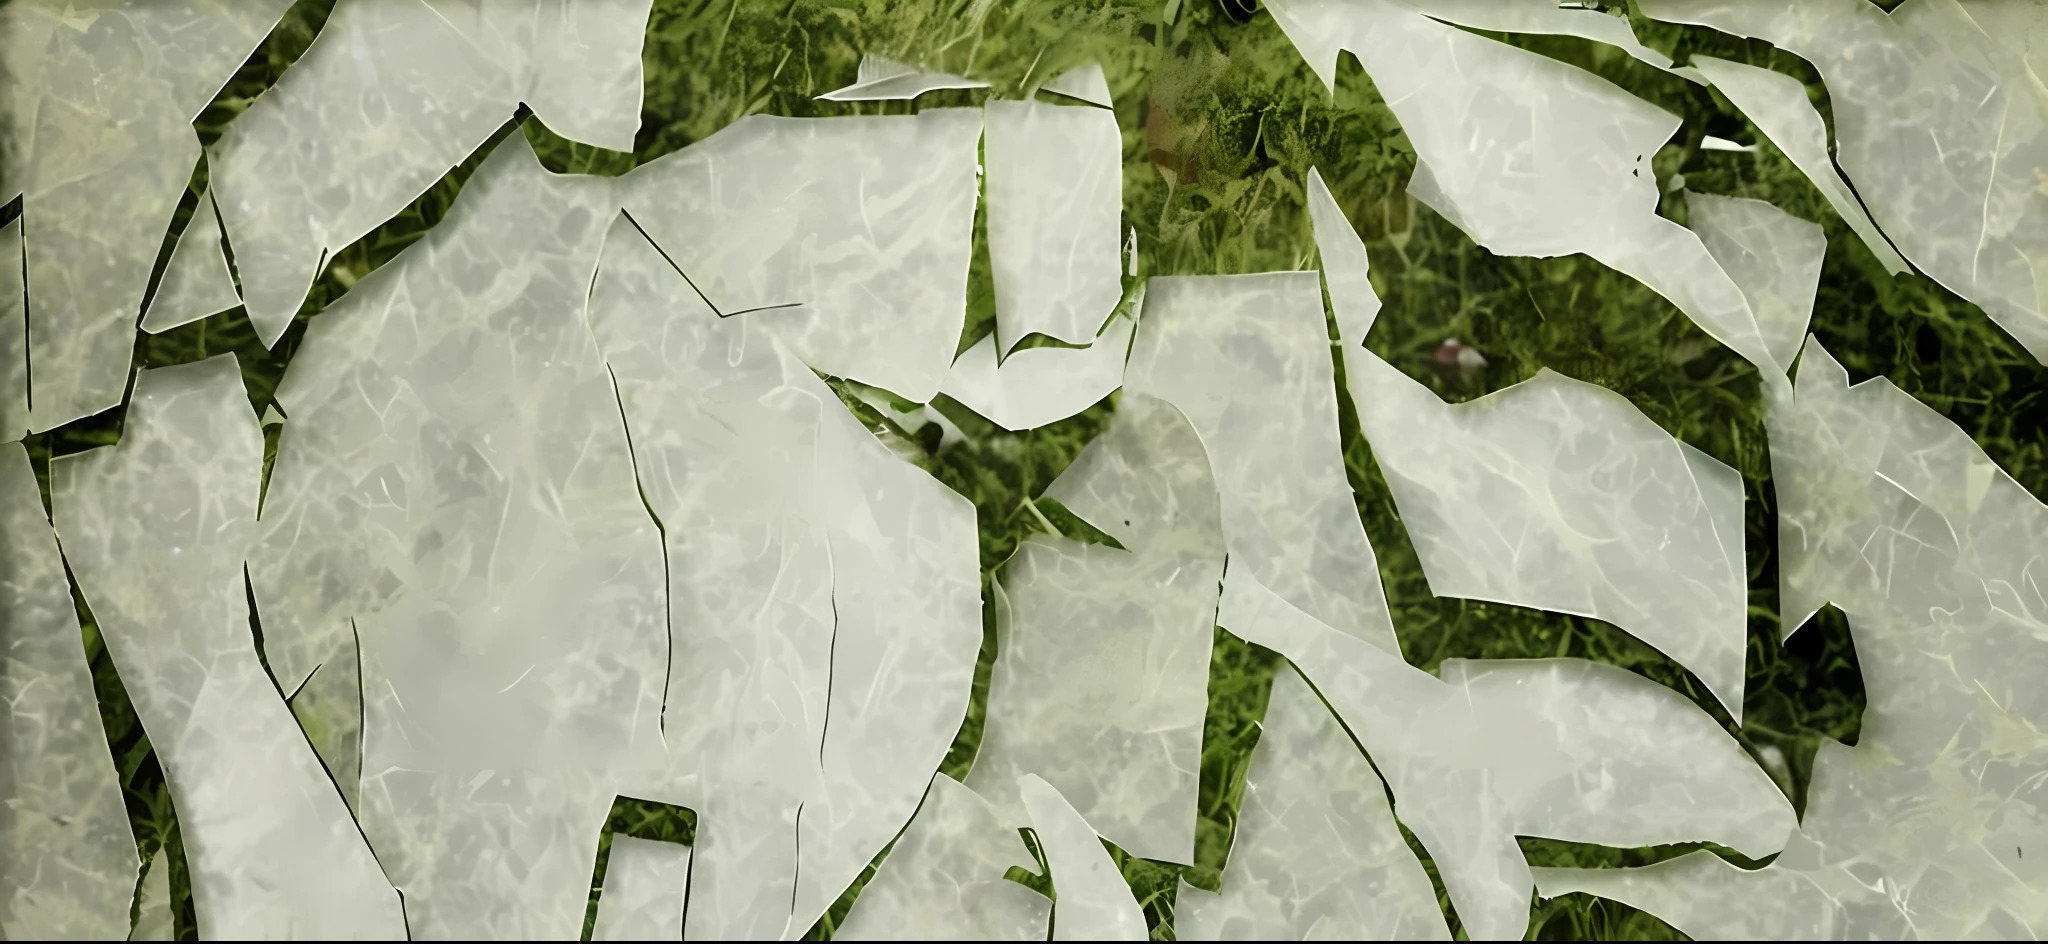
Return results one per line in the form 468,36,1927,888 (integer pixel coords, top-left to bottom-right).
1127,272,1399,654
1175,664,1448,941
0,216,24,442
592,835,691,942
1306,169,1381,343
140,189,241,334
1683,55,1909,278
129,853,175,942
984,99,1124,352
621,109,981,402
1685,190,1826,372
1018,775,1149,942
0,442,135,940
51,355,405,939
938,311,1133,431
1392,0,1679,72
1220,570,1794,941
817,53,989,101
287,640,363,812
1267,0,1782,379
835,775,1052,941
1041,62,1113,109
1342,347,1751,719
966,394,1224,865
422,0,653,151
1699,135,1755,153
3,0,291,431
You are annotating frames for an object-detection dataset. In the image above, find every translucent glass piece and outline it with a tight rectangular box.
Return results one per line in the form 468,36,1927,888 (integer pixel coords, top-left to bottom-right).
52,355,405,940
1342,348,1751,719
966,395,1224,865
129,853,175,942
621,109,982,401
1041,62,1114,109
592,836,691,941
1221,571,1794,941
1685,191,1825,372
818,53,989,101
1393,0,1677,72
1643,0,2048,361
1531,850,1851,940
938,312,1133,431
1127,272,1398,653
0,216,24,442
140,190,241,334
984,100,1124,352
420,0,653,151
0,442,135,939
1305,169,1380,343
836,775,1052,941
1265,0,1782,379
1176,665,1448,941
589,215,829,940
287,641,363,812
2,0,291,430
1018,775,1148,942
249,137,666,937
1683,56,1909,278
1699,135,1755,153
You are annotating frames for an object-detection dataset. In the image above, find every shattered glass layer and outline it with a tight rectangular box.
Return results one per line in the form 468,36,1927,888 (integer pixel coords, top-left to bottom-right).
1128,272,1398,653
2,0,291,430
592,835,691,941
0,442,135,939
818,53,987,101
835,775,1052,941
984,99,1125,352
966,394,1223,865
1018,775,1149,942
140,189,242,335
0,217,23,442
52,355,405,939
1175,665,1447,941
1222,571,1793,941
1684,190,1827,372
1643,0,2048,361
621,109,982,402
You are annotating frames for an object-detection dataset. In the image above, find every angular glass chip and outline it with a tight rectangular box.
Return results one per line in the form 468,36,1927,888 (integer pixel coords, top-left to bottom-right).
984,100,1125,352
818,53,988,101
1018,775,1148,942
0,442,136,940
1305,169,1380,343
0,216,23,442
938,312,1134,431
140,189,242,334
592,835,691,942
1685,190,1826,372
52,355,405,939
835,775,1052,941
966,394,1224,865
1176,664,1448,941
1041,62,1113,109
1391,0,1679,72
129,853,175,942
423,0,653,151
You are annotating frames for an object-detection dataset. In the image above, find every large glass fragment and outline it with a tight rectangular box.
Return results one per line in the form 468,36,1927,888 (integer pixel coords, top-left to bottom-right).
1221,571,1794,941
211,0,655,346
1682,56,1909,278
1127,272,1398,653
0,216,24,442
836,775,1052,941
1266,0,1782,379
1643,0,2048,361
249,136,668,937
140,190,242,334
1684,191,1826,372
1175,664,1448,941
0,442,135,939
52,355,405,939
592,835,692,941
818,54,988,101
966,394,1224,865
1390,1,1678,72
620,109,982,401
984,100,1124,352
2,0,291,430
1018,775,1149,942
1041,63,1113,109
938,312,1134,431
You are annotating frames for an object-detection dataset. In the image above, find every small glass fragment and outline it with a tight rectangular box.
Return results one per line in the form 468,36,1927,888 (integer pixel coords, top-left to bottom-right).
1126,272,1399,653
139,190,241,334
129,853,175,942
966,395,1224,865
984,99,1125,352
1017,775,1149,942
591,835,691,941
1221,570,1794,941
938,312,1134,431
835,775,1053,941
1175,665,1449,941
1684,56,1909,278
1685,191,1826,372
2,0,291,431
1698,134,1755,153
0,442,136,940
817,53,989,101
1305,169,1380,342
52,355,405,939
0,216,24,442
1391,0,1680,73
287,645,363,812
620,109,982,402
1041,62,1114,109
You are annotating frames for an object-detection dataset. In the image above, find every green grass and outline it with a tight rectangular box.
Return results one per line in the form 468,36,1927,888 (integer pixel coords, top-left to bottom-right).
20,0,2047,940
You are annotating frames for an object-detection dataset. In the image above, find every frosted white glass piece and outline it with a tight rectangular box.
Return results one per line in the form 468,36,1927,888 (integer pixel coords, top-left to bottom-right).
141,191,241,334
1685,191,1826,371
984,99,1124,352
1018,775,1148,942
818,54,988,101
939,313,1133,431
1042,62,1113,109
835,775,1052,941
592,836,691,941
